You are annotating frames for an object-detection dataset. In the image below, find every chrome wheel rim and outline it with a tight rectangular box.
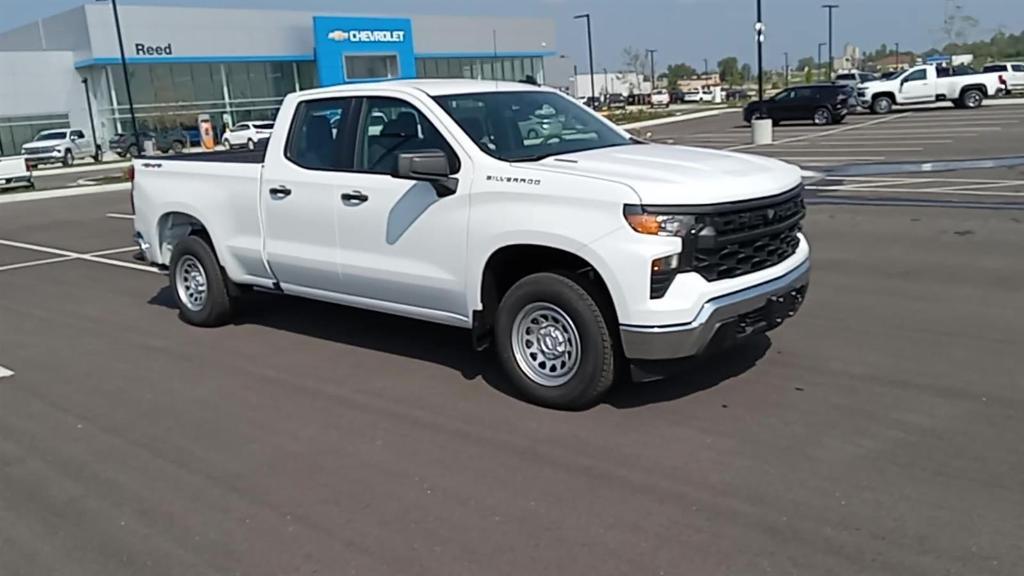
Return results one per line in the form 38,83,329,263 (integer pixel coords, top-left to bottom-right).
511,302,581,387
967,92,981,107
814,110,830,125
877,99,891,113
175,255,208,312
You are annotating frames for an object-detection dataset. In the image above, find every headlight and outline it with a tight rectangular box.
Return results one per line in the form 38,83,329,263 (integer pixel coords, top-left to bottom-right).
623,206,698,237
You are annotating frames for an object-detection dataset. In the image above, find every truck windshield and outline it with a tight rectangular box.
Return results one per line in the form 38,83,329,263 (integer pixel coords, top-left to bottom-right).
433,91,632,162
33,131,68,141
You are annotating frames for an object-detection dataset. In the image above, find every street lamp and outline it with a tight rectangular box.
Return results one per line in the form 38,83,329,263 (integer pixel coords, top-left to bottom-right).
817,42,827,81
895,41,901,70
645,48,657,96
573,14,596,105
822,4,839,79
602,67,609,95
703,58,709,87
755,0,766,116
784,51,789,87
98,0,141,154
81,78,101,162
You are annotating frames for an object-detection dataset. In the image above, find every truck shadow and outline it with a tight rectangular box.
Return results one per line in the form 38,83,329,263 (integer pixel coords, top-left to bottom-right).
148,287,769,410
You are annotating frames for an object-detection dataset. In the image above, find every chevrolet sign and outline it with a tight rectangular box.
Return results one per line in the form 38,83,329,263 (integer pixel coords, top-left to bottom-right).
327,29,406,43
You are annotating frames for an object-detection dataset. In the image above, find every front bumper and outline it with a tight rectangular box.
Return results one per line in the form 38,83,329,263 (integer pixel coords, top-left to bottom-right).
620,259,810,360
23,151,62,165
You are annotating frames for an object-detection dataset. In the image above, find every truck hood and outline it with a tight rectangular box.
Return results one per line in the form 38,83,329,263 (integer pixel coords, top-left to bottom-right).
533,143,802,204
21,141,60,151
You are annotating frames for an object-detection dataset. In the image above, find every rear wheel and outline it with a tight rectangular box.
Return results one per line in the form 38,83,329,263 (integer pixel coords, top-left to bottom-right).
169,236,234,327
812,107,833,126
247,138,256,151
960,89,984,109
526,129,540,140
871,95,894,114
62,150,74,167
171,140,185,154
494,272,618,410
127,144,140,157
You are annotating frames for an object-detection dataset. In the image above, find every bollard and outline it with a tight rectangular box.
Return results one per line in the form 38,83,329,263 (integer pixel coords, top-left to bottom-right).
751,118,773,145
143,138,157,155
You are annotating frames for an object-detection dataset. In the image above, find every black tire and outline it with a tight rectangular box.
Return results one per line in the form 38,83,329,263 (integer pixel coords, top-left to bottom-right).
494,272,618,410
222,138,232,149
871,95,894,115
247,139,256,151
168,236,233,327
171,140,185,154
526,129,539,140
960,89,984,109
812,107,833,126
127,144,140,157
62,150,74,167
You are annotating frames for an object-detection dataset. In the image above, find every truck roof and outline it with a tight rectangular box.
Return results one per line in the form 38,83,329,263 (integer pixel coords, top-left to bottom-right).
295,79,556,98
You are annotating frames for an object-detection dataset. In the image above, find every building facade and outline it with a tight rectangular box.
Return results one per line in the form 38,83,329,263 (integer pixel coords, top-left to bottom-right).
0,5,556,153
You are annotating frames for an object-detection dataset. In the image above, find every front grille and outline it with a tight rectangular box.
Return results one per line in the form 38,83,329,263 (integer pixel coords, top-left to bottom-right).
690,188,805,282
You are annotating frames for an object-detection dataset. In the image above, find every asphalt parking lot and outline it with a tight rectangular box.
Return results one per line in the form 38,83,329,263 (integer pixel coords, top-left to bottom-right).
1,108,1023,574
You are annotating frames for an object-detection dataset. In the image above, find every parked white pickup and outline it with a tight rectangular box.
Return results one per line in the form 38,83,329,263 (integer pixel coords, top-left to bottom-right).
0,156,33,189
131,79,811,409
858,64,1008,114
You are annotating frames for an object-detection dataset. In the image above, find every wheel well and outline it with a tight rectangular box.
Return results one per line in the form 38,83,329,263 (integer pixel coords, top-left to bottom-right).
960,84,987,97
474,245,616,349
872,92,895,102
156,212,212,263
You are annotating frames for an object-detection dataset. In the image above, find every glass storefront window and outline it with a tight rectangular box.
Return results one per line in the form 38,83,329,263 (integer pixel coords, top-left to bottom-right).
416,56,546,83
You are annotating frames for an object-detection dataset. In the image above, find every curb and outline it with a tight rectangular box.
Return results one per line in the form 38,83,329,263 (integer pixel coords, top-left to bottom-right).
32,161,131,177
0,183,131,204
619,107,737,130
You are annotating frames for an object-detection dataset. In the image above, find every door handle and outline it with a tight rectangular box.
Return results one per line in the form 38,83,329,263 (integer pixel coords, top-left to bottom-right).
269,185,292,199
341,191,368,204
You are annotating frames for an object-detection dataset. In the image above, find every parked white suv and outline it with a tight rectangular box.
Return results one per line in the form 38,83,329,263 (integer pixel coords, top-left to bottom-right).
131,80,810,410
650,89,672,108
982,62,1024,93
222,121,274,150
21,129,97,168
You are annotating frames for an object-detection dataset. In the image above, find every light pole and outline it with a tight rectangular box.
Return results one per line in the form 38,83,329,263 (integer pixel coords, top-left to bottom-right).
603,67,609,96
817,42,827,81
755,0,765,116
645,48,657,96
822,4,839,79
784,51,789,87
81,78,101,162
703,58,709,87
895,41,901,70
573,14,596,106
98,0,141,154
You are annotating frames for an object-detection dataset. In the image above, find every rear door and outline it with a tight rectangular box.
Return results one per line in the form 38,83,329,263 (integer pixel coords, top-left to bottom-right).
261,97,357,292
899,68,934,103
1012,64,1024,90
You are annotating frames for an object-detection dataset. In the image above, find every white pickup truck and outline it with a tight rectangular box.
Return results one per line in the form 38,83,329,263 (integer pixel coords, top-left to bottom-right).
858,64,1008,114
131,80,810,409
0,155,33,189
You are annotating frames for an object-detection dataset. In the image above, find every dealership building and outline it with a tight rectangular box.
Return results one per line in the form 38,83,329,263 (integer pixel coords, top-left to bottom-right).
0,4,558,154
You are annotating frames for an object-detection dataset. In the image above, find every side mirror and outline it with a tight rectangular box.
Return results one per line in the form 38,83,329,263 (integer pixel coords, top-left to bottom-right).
70,134,79,141
393,150,458,197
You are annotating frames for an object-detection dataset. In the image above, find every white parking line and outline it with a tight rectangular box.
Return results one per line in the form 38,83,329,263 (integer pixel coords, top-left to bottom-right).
0,365,13,379
766,146,924,152
0,239,158,274
0,256,77,273
809,185,1024,197
728,112,911,151
105,213,136,220
0,183,131,204
767,156,888,161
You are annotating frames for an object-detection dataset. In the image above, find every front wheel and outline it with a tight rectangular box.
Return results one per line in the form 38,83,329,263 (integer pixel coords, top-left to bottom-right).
495,272,618,410
871,96,894,114
62,150,74,167
169,236,234,327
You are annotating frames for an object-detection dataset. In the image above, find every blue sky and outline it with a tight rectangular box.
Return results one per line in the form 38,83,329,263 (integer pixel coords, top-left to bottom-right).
3,0,1022,70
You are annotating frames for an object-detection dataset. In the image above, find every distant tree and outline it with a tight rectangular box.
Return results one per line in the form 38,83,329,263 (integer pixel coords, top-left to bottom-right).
664,62,699,88
740,63,753,83
718,56,741,86
622,46,646,87
804,67,814,84
797,56,816,71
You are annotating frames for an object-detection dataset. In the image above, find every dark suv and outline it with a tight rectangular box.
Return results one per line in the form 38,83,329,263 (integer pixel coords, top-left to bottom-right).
744,84,854,126
109,129,189,157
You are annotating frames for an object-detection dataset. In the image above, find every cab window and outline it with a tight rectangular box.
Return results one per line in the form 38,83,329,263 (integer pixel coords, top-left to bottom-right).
355,97,459,175
904,69,927,82
286,98,354,171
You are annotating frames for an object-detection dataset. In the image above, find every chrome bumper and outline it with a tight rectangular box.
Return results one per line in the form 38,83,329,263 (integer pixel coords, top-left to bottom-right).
620,260,810,360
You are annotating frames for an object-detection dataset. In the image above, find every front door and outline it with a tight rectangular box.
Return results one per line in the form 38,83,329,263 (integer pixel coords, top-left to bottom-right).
261,96,357,292
70,130,94,158
899,68,934,103
332,95,472,322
